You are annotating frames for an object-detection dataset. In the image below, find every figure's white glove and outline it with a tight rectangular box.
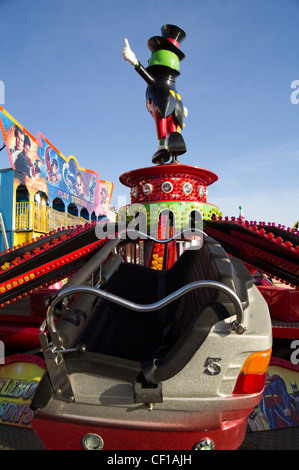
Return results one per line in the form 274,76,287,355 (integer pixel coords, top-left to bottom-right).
184,106,188,118
122,38,138,66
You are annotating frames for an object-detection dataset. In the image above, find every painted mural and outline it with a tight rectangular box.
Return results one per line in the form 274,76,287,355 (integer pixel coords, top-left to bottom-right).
0,105,113,217
248,361,299,432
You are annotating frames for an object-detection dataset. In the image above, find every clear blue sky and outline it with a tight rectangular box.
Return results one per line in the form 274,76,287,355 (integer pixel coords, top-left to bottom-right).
1,0,299,227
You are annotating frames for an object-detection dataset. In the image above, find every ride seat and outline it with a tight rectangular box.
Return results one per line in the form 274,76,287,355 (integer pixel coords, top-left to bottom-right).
31,235,253,409
73,236,251,372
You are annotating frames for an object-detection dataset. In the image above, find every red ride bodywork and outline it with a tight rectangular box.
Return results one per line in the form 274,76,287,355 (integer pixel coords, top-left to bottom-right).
32,409,254,450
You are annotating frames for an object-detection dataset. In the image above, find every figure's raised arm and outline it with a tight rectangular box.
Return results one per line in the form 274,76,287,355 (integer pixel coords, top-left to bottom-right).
122,38,138,66
122,38,155,87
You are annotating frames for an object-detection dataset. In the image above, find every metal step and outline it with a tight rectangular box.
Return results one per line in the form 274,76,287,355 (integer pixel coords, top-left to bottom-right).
240,426,299,450
0,424,45,450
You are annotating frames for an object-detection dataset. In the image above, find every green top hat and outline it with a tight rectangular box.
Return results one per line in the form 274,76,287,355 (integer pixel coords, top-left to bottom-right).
147,24,186,61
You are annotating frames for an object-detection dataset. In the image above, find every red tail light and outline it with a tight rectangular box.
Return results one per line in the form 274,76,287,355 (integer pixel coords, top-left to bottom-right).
233,348,272,395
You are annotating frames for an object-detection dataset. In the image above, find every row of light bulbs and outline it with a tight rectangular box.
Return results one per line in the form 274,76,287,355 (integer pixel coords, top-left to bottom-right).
132,182,208,197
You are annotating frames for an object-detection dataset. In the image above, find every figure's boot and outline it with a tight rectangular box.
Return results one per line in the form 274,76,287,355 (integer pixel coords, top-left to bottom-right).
152,145,170,165
168,132,187,163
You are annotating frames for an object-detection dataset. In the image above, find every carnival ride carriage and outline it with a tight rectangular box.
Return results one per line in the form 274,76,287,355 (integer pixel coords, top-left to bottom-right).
0,214,273,450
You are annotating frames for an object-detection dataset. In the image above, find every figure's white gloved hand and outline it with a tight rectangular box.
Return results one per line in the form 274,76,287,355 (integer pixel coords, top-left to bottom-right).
122,38,138,66
184,106,188,118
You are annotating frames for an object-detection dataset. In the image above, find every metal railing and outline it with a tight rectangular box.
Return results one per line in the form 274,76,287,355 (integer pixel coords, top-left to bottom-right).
15,201,88,233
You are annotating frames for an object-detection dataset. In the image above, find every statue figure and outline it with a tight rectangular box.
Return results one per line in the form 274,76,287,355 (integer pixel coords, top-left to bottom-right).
123,24,188,165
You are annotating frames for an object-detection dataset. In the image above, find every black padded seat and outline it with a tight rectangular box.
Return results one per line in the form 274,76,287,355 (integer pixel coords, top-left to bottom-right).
74,237,248,366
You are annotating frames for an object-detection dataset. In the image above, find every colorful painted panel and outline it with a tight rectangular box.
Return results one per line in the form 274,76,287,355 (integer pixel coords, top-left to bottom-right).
0,355,46,427
0,106,113,216
248,359,299,431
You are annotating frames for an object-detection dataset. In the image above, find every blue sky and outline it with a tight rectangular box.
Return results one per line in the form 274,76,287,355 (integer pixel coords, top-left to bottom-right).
1,0,299,227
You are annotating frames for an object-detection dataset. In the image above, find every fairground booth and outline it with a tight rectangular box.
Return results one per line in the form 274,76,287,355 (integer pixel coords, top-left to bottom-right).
0,106,113,252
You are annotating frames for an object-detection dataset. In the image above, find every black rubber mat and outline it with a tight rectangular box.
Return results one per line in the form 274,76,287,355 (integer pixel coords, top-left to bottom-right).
239,427,299,450
0,425,45,450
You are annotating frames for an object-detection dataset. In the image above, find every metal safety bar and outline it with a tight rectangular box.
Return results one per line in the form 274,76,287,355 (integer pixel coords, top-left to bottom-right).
45,280,245,342
41,227,245,353
39,274,245,402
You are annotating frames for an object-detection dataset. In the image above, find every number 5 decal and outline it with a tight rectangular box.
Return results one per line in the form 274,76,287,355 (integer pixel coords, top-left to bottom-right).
204,357,222,376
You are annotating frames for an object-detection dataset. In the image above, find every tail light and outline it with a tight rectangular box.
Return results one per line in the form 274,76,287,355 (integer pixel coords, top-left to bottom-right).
233,348,272,395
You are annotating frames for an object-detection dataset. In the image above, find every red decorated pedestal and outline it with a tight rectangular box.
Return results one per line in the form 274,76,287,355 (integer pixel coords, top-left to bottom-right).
120,163,218,205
